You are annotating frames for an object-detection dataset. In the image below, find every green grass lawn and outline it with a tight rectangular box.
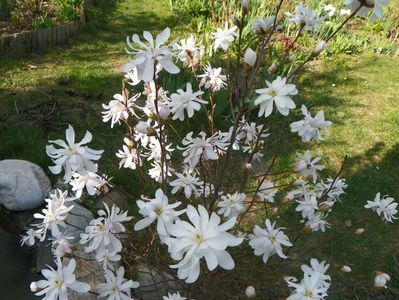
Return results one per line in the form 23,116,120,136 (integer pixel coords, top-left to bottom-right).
1,0,399,299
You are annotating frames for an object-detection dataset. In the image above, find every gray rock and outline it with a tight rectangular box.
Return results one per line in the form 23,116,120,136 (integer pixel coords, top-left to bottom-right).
65,202,94,244
0,160,51,211
64,203,104,299
95,188,131,211
136,264,184,300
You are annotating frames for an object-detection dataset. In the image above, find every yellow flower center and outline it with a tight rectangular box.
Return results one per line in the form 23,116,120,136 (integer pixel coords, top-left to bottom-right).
269,89,278,97
97,223,106,232
304,290,313,297
195,234,204,244
67,147,76,156
155,207,163,216
54,279,63,289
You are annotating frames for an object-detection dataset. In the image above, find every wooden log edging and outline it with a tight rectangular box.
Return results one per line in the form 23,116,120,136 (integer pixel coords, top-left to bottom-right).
0,6,86,56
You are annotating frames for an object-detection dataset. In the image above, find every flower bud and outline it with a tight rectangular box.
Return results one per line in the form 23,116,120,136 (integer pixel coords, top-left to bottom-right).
294,179,306,186
293,159,307,172
319,202,333,211
313,41,327,56
272,207,278,216
244,47,257,67
241,0,249,9
245,286,256,298
374,272,390,288
159,104,171,120
340,265,352,273
283,192,294,202
230,16,241,28
136,121,150,134
245,163,252,169
355,228,365,235
268,63,277,74
284,276,297,283
124,137,136,148
30,282,38,292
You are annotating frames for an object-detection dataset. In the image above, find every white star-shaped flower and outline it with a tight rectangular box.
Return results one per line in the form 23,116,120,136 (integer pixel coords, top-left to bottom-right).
168,82,206,121
255,76,298,117
249,219,292,264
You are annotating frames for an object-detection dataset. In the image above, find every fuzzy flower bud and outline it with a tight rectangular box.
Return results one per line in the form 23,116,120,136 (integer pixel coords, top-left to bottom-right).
30,282,38,292
245,286,256,298
136,121,150,134
123,137,135,148
374,272,390,288
159,104,171,120
231,16,241,28
283,192,295,203
268,63,277,74
340,265,352,273
245,163,252,169
293,159,307,173
241,0,249,9
355,228,365,235
244,48,257,67
313,40,327,56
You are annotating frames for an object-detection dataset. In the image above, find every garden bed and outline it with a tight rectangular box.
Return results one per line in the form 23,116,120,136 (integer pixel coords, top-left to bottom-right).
0,0,83,35
0,0,86,55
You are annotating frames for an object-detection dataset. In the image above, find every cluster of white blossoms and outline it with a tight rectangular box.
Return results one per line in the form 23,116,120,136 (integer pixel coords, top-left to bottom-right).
28,127,138,299
23,0,394,298
24,185,139,299
286,259,331,299
46,124,111,200
365,193,398,223
30,258,91,299
288,175,347,232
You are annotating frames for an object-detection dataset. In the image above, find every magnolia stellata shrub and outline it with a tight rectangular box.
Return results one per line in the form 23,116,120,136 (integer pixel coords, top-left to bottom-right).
20,1,398,299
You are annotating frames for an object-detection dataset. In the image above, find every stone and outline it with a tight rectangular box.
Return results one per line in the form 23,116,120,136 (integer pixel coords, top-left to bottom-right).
0,160,51,211
65,202,95,243
64,202,104,300
95,188,131,212
136,264,185,300
0,207,37,235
